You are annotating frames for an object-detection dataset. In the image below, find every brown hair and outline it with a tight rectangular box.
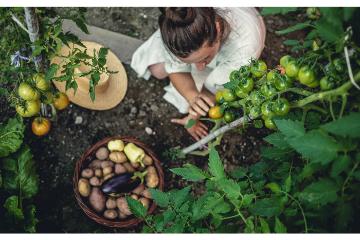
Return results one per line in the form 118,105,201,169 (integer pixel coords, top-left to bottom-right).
158,7,230,58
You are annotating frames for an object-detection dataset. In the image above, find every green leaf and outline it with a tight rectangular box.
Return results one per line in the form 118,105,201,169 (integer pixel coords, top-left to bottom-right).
4,196,24,220
259,217,271,233
149,188,169,207
45,64,59,81
74,18,89,34
283,39,300,46
299,179,338,206
2,145,38,199
264,132,290,149
170,163,207,181
261,7,298,16
321,112,360,138
185,119,196,129
315,17,344,43
126,196,147,218
274,119,305,138
343,8,357,21
299,163,322,180
284,175,291,192
216,178,241,200
249,197,283,217
208,147,225,179
192,194,210,221
276,21,311,35
331,155,351,177
212,200,231,214
274,217,287,233
288,130,339,165
230,167,247,179
98,47,108,59
170,186,191,208
261,146,293,160
0,117,25,158
24,205,38,233
265,182,281,194
32,45,43,56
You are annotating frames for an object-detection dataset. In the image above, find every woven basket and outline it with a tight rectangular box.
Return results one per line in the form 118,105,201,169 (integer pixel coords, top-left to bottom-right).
73,136,164,228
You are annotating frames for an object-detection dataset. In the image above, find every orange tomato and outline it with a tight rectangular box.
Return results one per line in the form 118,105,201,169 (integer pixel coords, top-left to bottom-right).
53,92,69,110
32,117,51,136
208,105,223,119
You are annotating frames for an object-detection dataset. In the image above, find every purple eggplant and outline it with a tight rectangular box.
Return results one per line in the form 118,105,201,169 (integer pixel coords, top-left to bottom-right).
101,173,140,195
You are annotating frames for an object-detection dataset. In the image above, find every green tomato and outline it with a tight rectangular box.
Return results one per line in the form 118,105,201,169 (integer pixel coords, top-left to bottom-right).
16,100,40,117
223,111,235,123
285,61,300,78
229,70,240,81
249,90,265,105
261,101,274,118
260,83,277,98
234,87,248,98
249,105,261,119
251,60,267,78
222,89,237,102
298,66,316,85
306,80,320,88
239,77,254,93
266,70,279,83
306,7,321,20
34,73,50,91
319,76,335,91
238,65,251,77
274,75,293,91
18,82,40,101
264,118,276,130
280,55,292,68
273,98,290,116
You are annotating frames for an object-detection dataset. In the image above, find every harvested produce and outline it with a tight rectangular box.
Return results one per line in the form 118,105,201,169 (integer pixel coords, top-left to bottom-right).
123,162,135,173
106,198,117,209
89,177,101,186
132,184,145,195
81,168,94,178
107,139,125,152
141,189,152,199
104,210,118,220
146,166,159,188
101,173,141,195
143,154,153,166
103,166,113,176
109,151,127,163
139,198,150,209
116,197,132,215
95,169,103,178
114,164,127,174
96,147,109,160
89,188,106,212
78,178,91,197
124,143,145,167
101,160,114,169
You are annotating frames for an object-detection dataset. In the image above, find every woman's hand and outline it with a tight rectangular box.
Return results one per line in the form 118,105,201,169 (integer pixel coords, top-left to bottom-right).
171,114,209,141
188,93,215,117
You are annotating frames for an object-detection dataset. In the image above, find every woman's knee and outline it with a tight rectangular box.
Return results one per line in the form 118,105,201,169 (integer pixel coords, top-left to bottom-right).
149,63,168,79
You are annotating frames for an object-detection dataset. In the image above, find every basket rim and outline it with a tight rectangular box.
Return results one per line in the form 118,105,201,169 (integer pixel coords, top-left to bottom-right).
73,136,164,228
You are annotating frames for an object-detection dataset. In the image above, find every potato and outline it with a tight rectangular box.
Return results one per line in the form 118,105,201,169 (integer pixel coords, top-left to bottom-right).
103,166,113,176
106,198,117,209
130,161,140,169
109,152,127,163
139,197,150,209
123,162,135,173
116,197,132,215
104,173,115,181
78,178,91,197
118,210,127,219
132,184,145,195
89,176,101,186
81,168,94,178
89,187,106,212
104,209,118,219
94,169,103,178
131,194,139,200
143,154,153,166
89,159,102,169
96,147,109,160
146,166,159,188
101,160,114,169
141,189,152,199
114,164,127,174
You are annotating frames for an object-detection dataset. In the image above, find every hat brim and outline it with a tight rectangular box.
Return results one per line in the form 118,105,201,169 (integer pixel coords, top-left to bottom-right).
51,41,128,111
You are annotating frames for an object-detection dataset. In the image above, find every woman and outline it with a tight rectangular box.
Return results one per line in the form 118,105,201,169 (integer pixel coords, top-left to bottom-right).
131,7,266,141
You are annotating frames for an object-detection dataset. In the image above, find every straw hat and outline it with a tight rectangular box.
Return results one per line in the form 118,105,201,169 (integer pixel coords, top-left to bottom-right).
51,41,127,110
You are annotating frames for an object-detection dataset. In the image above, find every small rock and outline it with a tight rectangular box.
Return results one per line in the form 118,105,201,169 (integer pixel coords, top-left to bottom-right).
138,110,147,117
75,116,83,125
150,104,159,112
130,107,138,114
145,127,153,135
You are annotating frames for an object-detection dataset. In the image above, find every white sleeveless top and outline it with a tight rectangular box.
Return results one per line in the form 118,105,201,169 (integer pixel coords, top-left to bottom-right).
131,7,266,114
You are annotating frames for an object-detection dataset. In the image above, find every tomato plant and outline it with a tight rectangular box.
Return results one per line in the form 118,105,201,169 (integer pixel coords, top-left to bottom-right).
31,117,51,136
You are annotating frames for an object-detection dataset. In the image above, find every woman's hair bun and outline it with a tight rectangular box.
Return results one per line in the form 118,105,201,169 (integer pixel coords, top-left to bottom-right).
159,7,196,26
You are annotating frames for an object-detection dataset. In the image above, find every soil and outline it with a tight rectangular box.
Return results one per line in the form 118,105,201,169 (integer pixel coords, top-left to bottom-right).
0,7,306,233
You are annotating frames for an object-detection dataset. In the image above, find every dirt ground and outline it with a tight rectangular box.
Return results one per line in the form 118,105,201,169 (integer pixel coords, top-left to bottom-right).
0,7,306,233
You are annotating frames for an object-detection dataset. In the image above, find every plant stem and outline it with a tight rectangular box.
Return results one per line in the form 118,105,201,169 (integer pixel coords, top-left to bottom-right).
329,99,336,121
281,191,308,233
236,208,248,227
339,94,348,118
292,71,360,108
342,162,359,196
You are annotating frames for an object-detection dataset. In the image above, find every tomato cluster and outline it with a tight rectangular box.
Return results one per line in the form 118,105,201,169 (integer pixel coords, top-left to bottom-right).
15,73,70,136
209,59,293,129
